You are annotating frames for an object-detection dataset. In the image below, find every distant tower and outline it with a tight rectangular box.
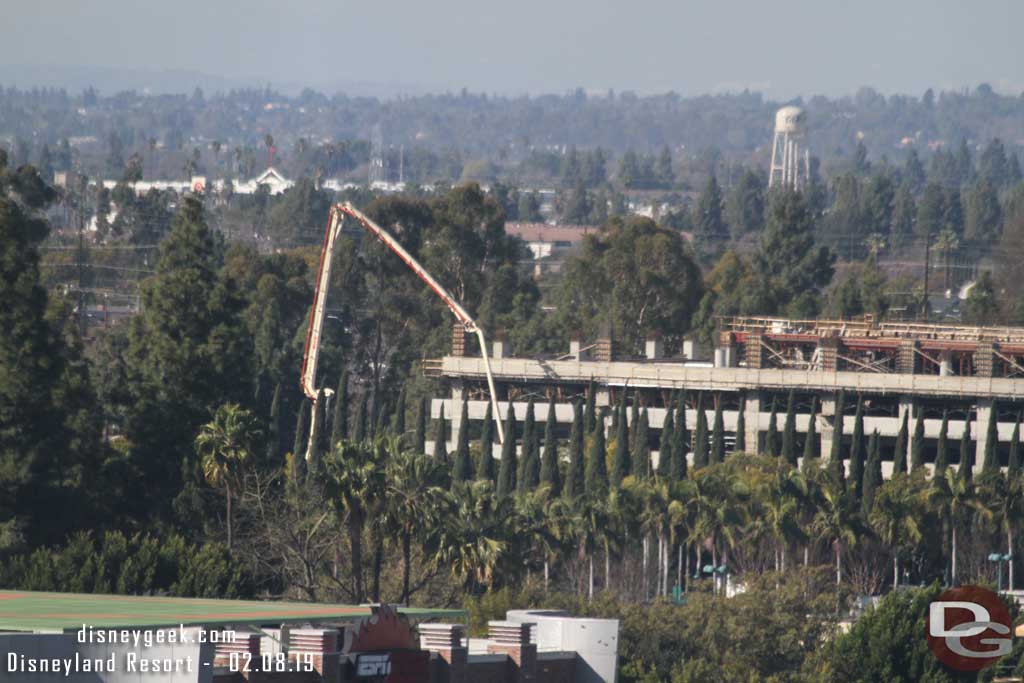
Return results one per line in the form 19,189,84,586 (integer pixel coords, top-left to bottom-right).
369,124,385,185
768,106,810,191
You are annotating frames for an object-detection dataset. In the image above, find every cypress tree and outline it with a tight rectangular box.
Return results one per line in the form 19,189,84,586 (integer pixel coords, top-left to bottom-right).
934,410,949,474
477,401,496,482
612,399,631,487
629,396,641,452
829,390,846,490
1009,413,1021,478
391,384,406,445
354,390,369,443
497,404,518,497
290,401,310,487
781,391,797,466
693,394,709,469
584,379,597,433
307,388,329,479
565,401,585,499
634,408,651,478
452,400,472,483
433,403,448,464
585,417,608,497
518,399,537,494
849,396,865,501
911,408,925,472
958,423,973,483
374,393,390,437
801,396,818,474
982,403,999,473
330,368,349,445
893,409,909,474
268,382,283,463
658,405,675,478
765,397,779,456
863,430,882,514
711,397,725,464
539,396,561,495
414,396,427,454
671,397,688,480
368,388,380,439
734,396,747,453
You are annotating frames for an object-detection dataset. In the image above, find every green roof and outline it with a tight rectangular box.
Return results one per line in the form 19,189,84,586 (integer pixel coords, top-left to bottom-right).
0,590,466,633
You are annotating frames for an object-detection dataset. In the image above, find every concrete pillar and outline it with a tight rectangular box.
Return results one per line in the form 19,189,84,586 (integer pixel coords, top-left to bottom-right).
899,396,915,466
744,394,761,455
645,337,664,360
939,351,952,377
975,399,993,474
819,396,837,460
570,338,587,361
493,338,506,359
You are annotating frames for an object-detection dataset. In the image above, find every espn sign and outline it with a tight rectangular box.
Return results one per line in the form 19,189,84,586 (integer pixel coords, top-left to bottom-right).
352,650,429,682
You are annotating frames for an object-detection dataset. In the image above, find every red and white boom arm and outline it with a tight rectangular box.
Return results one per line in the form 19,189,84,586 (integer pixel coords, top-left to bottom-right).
300,202,505,443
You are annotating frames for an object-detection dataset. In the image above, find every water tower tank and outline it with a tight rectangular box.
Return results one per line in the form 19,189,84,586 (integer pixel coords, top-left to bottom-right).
774,106,806,135
769,106,810,190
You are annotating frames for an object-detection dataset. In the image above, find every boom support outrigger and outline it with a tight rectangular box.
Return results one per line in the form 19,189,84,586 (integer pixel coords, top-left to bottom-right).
300,202,505,455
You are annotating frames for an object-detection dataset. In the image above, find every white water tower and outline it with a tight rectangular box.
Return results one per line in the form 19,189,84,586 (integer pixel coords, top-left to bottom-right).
768,106,810,191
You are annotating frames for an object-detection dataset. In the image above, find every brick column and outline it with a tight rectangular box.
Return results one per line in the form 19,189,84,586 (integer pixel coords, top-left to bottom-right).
975,343,995,378
745,335,765,369
214,632,261,678
289,628,339,680
897,341,918,375
818,337,838,372
452,323,467,357
487,621,536,683
421,623,467,683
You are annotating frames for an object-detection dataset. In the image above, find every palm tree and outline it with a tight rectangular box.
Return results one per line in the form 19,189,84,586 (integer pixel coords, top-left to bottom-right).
325,439,387,603
763,462,807,572
689,467,748,593
928,467,988,585
427,480,510,593
978,470,1024,590
194,403,260,549
870,473,925,588
383,443,446,603
572,494,612,600
667,479,698,592
812,485,868,585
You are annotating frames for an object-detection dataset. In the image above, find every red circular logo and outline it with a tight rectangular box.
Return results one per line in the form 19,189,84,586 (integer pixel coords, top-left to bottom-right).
927,585,1013,672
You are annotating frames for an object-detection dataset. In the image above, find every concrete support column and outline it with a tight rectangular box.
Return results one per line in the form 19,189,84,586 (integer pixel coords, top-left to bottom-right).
450,382,466,455
899,396,915,466
975,399,993,474
743,394,761,455
819,396,837,460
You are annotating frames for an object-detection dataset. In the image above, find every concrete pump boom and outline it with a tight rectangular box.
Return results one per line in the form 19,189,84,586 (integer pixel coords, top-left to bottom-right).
300,202,505,450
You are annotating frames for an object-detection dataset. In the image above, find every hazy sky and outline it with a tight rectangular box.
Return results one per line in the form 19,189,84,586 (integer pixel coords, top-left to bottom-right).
2,0,1022,98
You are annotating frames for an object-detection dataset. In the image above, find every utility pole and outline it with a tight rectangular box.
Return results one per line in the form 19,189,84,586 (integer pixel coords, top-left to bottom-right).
76,173,87,338
922,237,931,323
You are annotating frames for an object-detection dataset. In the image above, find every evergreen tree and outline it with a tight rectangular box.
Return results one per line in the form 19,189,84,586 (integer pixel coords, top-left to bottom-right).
629,396,641,453
710,398,725,464
564,401,585,499
306,388,328,479
584,379,597,433
518,399,537,494
695,175,727,241
354,391,368,443
911,409,925,472
849,396,865,501
982,403,999,473
612,399,631,486
267,382,283,464
658,405,675,478
801,396,819,474
693,394,709,469
433,403,448,464
330,368,349,445
585,416,608,497
671,396,688,480
935,410,950,474
958,424,973,483
893,409,909,474
391,385,407,446
539,396,561,495
414,396,427,454
781,391,797,466
1009,413,1022,478
289,402,309,490
477,401,496,482
497,404,518,498
765,397,779,456
829,391,846,490
863,430,882,514
734,396,746,453
634,408,652,477
452,400,473,483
